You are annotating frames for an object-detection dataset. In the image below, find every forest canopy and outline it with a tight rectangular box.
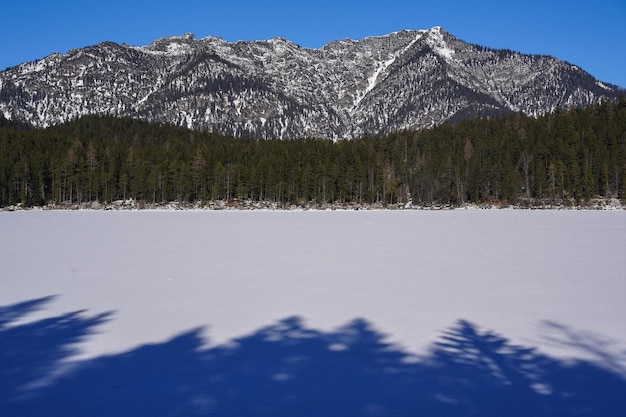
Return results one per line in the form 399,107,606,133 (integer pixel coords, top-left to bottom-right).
1,98,625,208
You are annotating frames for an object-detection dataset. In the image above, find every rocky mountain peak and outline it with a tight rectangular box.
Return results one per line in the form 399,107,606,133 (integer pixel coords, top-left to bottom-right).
0,27,620,139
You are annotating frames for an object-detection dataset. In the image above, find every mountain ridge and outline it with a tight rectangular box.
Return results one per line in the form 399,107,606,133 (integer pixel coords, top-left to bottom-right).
0,27,621,139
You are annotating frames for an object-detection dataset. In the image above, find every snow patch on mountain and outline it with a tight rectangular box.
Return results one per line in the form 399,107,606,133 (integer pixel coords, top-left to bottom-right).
426,26,455,59
353,31,426,109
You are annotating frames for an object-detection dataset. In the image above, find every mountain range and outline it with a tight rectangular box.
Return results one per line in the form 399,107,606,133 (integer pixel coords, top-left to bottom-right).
0,27,621,139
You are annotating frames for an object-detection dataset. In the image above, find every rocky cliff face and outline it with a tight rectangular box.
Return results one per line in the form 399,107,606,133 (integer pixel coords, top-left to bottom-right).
0,27,620,139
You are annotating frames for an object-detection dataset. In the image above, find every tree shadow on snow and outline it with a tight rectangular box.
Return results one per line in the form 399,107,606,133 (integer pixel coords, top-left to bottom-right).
0,296,113,414
2,297,626,417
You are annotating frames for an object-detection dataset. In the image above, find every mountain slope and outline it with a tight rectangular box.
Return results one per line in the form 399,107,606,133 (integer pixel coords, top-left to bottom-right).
0,27,620,139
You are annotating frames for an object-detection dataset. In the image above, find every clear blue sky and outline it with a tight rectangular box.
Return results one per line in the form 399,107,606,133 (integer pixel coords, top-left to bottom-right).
2,0,625,87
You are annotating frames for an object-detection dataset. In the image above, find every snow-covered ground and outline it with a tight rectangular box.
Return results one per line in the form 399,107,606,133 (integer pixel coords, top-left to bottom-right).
2,210,626,415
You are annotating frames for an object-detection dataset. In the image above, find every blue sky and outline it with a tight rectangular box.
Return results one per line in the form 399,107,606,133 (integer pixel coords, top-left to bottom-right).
2,0,625,87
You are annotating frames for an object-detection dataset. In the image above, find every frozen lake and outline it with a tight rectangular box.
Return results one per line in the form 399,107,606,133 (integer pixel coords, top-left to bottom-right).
2,209,626,415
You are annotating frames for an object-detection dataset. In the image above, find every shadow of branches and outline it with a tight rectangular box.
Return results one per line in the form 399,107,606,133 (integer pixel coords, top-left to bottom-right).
2,298,625,417
0,297,112,414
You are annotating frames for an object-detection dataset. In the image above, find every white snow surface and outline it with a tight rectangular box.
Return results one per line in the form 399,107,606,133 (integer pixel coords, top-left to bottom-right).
2,210,625,372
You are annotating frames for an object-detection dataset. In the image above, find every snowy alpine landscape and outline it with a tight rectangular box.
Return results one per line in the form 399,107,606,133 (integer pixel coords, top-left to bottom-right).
2,209,625,415
2,0,626,414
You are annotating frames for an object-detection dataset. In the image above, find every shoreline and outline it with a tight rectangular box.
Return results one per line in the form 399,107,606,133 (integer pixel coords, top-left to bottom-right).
2,197,624,212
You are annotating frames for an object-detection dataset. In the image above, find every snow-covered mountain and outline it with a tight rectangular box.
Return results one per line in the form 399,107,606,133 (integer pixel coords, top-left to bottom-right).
0,27,621,139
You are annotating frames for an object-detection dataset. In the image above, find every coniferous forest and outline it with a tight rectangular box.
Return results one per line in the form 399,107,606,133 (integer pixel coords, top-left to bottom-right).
1,98,625,208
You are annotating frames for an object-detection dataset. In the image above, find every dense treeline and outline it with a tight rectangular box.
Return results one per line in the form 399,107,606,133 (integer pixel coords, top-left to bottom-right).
1,98,626,208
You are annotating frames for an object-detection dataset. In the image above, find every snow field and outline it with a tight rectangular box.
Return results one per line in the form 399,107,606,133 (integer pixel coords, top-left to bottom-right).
1,209,625,371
